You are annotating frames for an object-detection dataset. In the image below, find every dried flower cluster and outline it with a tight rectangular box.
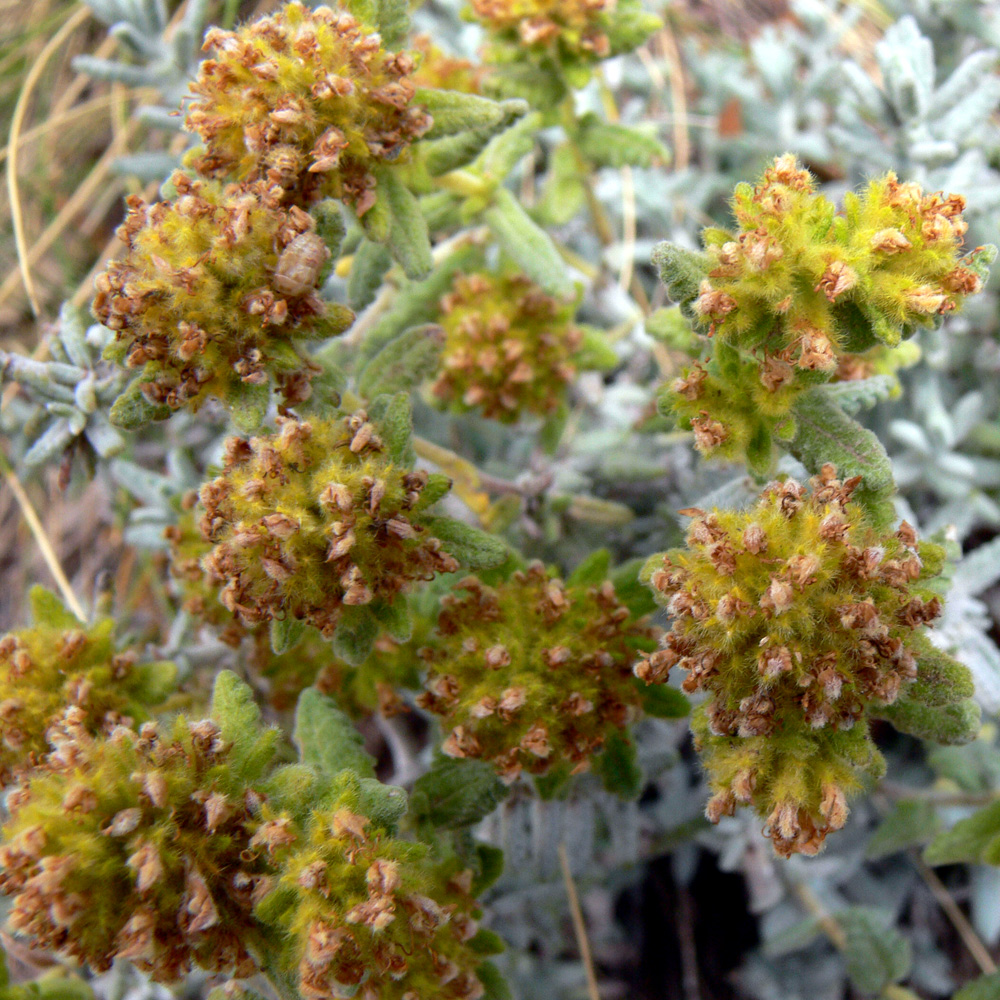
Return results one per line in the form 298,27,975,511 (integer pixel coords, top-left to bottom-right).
469,0,659,79
433,271,586,422
94,173,351,416
412,34,485,94
418,563,653,781
198,410,458,636
166,506,425,715
639,467,953,855
185,2,432,214
259,774,487,1000
663,155,990,464
694,156,982,351
0,714,273,980
0,590,174,787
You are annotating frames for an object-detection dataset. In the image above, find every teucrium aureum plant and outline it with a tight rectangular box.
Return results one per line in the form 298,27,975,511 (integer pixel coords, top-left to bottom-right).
649,154,993,855
2,0,1000,995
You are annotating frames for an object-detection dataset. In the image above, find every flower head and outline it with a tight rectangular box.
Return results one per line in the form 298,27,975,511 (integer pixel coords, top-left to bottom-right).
639,466,951,854
0,714,273,979
259,773,487,1000
411,34,486,93
470,0,659,85
94,173,352,417
0,589,174,787
432,272,586,423
660,156,991,467
198,410,458,636
184,2,432,214
696,156,985,357
418,563,654,781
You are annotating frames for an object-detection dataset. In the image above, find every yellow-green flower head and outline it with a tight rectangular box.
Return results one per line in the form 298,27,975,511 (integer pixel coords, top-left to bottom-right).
198,411,459,636
257,776,486,1000
433,271,583,423
469,0,659,77
411,34,486,94
693,717,883,858
184,2,433,214
0,589,174,787
417,563,653,782
0,715,272,980
694,155,985,358
93,172,352,416
165,506,424,716
638,466,949,854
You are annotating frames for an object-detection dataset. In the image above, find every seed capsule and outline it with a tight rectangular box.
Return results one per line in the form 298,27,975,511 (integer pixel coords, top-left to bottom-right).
274,233,329,296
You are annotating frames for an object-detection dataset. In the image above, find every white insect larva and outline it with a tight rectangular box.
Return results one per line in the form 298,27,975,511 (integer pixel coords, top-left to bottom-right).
273,232,330,296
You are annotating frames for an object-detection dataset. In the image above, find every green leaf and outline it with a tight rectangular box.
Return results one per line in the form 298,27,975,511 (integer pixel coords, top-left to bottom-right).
644,306,699,353
788,389,895,531
347,238,393,310
130,660,178,705
263,763,326,818
412,472,452,512
954,972,1000,1000
408,755,509,829
428,517,510,570
423,101,531,178
375,0,409,47
311,199,346,263
484,187,572,296
416,89,516,139
468,929,506,957
965,243,998,284
593,730,643,800
478,109,541,180
906,637,975,707
299,356,346,418
210,671,279,781
369,597,412,643
472,842,505,895
270,616,306,655
374,391,414,465
837,907,912,995
866,800,941,859
357,776,408,830
228,378,271,434
822,375,896,414
535,142,585,226
357,324,445,401
379,169,432,279
574,114,670,168
293,687,376,780
924,802,1000,865
475,962,512,1000
359,186,392,244
873,696,981,746
29,586,81,628
108,380,171,429
566,549,611,587
611,558,659,617
332,605,379,665
651,242,711,316
639,683,691,719
575,325,619,371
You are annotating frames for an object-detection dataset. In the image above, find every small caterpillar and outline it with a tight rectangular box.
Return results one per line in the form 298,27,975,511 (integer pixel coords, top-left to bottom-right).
274,232,329,296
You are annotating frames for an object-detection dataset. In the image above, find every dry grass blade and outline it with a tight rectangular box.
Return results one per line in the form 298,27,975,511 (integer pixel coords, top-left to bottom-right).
912,853,998,975
0,452,86,622
6,3,92,318
558,841,601,1000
